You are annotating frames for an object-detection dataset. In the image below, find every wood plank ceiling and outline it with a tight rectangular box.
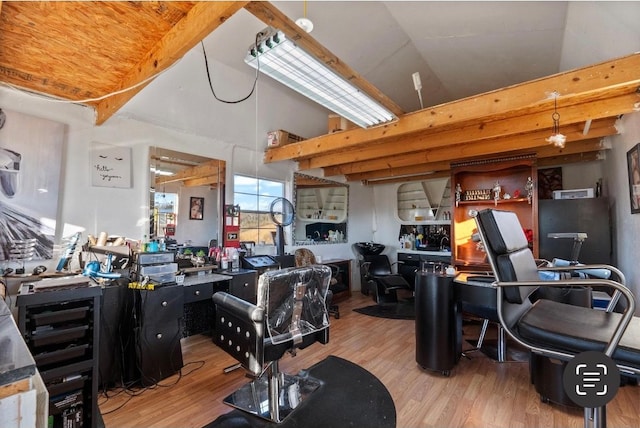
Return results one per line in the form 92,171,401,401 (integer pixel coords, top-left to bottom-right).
1,1,639,185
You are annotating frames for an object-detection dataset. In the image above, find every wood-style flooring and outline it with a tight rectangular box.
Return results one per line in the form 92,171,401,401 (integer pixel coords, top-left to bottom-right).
99,293,640,428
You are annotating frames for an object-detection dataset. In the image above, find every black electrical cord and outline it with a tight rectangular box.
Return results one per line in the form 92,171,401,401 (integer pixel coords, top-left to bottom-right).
200,30,264,104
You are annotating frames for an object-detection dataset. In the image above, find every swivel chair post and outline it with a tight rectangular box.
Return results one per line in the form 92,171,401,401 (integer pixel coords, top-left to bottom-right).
586,406,605,428
268,361,281,423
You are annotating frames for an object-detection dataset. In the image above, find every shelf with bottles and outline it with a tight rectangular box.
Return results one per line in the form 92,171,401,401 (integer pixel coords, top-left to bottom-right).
451,155,537,268
398,224,451,252
397,177,452,223
296,187,347,223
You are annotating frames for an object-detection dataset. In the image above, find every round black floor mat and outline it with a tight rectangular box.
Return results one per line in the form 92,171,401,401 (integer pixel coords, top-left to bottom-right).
204,355,396,428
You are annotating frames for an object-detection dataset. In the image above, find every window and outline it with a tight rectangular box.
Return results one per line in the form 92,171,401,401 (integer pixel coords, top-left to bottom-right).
152,192,178,238
233,175,284,245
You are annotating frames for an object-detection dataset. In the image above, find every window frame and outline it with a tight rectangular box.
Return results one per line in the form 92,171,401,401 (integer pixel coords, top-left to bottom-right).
233,174,285,245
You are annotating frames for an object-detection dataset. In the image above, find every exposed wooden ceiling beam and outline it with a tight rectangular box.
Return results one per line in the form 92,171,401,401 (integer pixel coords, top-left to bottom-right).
244,1,404,118
265,53,640,163
538,151,604,167
345,160,454,182
183,176,223,187
298,95,628,171
94,1,247,124
360,170,453,186
324,119,618,176
347,138,608,183
156,160,224,185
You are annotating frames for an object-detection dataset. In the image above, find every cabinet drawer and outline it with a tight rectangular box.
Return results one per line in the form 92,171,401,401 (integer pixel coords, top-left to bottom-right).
34,343,90,368
29,325,89,348
228,273,256,304
183,283,214,304
398,252,420,263
47,375,88,400
40,360,94,385
29,305,90,327
139,286,184,324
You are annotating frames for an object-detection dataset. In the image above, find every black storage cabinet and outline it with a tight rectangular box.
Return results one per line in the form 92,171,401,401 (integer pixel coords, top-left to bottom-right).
415,272,460,376
129,284,184,386
17,283,102,428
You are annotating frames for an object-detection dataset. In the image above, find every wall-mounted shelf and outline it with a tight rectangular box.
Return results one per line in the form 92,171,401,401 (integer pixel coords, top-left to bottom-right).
296,187,347,223
397,177,452,223
451,155,538,269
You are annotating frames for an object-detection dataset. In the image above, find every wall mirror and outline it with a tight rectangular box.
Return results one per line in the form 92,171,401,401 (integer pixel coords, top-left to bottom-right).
149,147,225,247
293,173,348,244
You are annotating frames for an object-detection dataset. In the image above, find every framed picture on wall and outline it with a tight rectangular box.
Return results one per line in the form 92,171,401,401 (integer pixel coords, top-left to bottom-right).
627,144,640,214
537,167,562,200
189,197,204,220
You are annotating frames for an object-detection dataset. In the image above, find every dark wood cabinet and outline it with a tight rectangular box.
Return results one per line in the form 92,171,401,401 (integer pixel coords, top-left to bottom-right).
130,285,184,386
17,284,101,428
452,155,538,269
226,270,257,304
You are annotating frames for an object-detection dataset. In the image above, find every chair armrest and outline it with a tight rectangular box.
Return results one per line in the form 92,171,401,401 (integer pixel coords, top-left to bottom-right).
213,292,264,322
495,277,636,359
538,263,625,311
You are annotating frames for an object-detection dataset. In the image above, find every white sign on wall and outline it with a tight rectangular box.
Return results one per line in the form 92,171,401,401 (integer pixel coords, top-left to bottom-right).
91,143,132,188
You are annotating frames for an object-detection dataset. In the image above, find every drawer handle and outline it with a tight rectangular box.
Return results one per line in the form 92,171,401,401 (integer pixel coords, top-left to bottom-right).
161,301,168,307
156,333,162,339
195,290,201,296
243,283,248,287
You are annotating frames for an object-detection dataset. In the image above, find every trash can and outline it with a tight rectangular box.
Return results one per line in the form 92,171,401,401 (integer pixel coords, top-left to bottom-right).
415,271,460,376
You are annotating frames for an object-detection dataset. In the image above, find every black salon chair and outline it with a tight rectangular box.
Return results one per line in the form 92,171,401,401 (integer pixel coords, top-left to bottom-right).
212,265,332,423
361,254,413,304
474,208,640,428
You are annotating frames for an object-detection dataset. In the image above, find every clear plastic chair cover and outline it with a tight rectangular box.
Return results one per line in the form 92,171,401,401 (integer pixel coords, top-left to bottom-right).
257,265,331,345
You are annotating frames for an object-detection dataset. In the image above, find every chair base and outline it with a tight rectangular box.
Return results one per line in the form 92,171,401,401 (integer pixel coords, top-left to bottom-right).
223,371,323,423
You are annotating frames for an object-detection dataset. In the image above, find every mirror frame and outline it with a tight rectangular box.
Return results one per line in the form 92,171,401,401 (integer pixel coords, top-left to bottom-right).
293,173,348,245
149,147,225,246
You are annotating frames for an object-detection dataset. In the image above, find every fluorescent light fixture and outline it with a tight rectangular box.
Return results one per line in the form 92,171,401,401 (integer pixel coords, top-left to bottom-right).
245,28,396,129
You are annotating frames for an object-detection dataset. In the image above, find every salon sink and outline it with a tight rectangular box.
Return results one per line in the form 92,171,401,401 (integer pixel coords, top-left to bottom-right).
352,242,386,256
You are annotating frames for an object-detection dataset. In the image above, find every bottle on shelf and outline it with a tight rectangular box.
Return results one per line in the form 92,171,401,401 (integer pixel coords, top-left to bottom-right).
231,248,240,272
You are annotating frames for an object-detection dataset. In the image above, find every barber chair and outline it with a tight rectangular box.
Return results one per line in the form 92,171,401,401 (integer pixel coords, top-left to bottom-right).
294,248,342,319
212,265,332,423
361,255,413,304
474,208,640,428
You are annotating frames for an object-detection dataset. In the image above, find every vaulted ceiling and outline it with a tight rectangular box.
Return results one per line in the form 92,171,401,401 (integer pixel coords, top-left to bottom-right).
1,1,639,185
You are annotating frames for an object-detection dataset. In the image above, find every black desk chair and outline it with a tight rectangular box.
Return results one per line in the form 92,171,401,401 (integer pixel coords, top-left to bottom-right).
212,265,332,423
361,254,413,304
474,208,640,428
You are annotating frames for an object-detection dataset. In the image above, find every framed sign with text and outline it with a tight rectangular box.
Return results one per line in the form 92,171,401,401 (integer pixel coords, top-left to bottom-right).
91,143,132,188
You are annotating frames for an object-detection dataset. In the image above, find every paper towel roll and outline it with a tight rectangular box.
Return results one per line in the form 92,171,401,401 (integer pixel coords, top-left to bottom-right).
97,232,108,246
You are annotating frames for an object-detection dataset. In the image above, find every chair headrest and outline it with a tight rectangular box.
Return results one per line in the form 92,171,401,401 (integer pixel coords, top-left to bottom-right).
478,209,529,255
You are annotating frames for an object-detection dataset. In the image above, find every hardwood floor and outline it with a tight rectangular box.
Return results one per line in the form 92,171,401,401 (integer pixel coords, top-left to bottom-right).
99,293,640,428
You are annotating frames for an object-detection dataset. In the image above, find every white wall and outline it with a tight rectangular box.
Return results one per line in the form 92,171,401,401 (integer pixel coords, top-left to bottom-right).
0,83,299,273
604,112,640,310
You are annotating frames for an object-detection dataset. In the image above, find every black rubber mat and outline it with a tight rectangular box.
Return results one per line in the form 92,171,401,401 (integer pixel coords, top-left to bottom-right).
205,355,396,428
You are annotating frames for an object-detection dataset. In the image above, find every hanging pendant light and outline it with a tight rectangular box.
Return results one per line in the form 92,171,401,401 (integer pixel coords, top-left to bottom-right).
295,0,314,33
545,91,566,148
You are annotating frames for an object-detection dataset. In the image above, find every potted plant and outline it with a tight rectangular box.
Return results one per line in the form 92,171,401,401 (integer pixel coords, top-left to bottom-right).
194,249,206,267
